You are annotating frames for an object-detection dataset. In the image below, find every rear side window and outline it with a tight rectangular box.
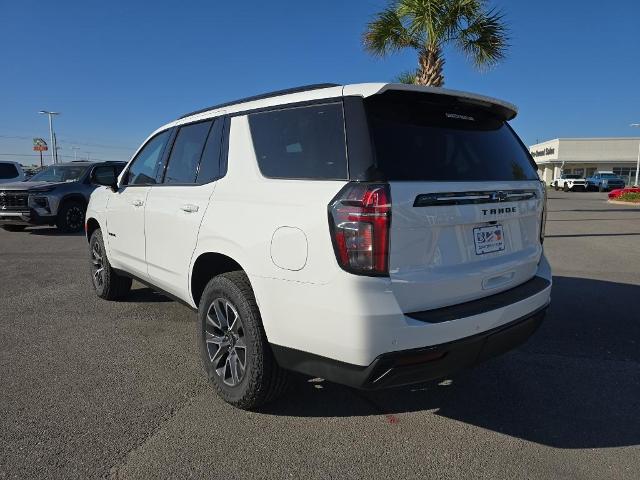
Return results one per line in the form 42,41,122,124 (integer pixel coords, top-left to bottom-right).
164,121,213,184
248,103,348,180
127,130,171,185
0,163,19,179
365,92,538,181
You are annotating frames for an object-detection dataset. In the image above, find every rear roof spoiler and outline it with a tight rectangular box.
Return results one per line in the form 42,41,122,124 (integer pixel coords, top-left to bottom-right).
344,83,518,121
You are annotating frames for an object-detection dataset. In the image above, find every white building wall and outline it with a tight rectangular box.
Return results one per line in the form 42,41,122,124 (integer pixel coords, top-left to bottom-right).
529,138,640,185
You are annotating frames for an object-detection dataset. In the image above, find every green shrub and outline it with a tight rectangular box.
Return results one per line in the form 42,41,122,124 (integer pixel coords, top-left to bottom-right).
617,192,640,202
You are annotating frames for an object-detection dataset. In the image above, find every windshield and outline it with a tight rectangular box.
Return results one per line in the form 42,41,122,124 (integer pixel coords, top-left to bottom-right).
364,91,538,181
28,165,88,183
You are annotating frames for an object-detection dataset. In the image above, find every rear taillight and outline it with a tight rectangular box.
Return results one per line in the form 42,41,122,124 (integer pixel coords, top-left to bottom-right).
328,182,391,276
540,182,547,243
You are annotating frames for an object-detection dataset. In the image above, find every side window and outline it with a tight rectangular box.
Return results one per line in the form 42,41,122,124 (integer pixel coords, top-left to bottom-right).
247,102,348,180
0,163,19,179
92,166,117,185
126,130,171,185
164,121,212,184
196,118,224,184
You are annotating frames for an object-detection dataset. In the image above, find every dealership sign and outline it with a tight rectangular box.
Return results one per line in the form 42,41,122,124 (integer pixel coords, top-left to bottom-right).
530,147,555,158
33,138,48,151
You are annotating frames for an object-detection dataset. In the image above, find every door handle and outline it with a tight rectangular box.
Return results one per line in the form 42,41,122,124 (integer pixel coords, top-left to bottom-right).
180,204,199,213
131,199,144,207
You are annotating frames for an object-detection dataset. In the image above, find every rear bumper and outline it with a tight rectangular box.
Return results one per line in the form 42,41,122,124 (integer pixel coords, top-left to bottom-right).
272,306,546,389
0,209,56,226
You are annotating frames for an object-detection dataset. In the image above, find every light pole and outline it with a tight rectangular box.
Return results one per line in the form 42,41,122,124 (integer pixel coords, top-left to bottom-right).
631,124,640,187
38,111,60,164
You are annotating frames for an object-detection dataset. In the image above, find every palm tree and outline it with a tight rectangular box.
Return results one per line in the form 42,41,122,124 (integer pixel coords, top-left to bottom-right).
363,0,509,87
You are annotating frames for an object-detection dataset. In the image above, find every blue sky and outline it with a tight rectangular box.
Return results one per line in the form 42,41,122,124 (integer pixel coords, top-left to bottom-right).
1,0,639,165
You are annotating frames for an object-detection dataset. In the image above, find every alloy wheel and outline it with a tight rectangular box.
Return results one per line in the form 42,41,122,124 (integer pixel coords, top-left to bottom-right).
67,206,84,231
205,298,247,387
91,240,105,288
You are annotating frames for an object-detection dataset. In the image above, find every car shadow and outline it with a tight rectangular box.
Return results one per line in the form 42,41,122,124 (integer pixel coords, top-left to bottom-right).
27,227,85,237
259,276,640,450
121,287,173,303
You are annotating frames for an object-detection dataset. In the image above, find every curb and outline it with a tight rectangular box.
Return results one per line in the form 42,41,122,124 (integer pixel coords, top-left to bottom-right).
607,199,640,206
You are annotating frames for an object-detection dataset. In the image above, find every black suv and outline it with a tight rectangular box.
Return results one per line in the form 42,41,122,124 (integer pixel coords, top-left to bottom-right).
0,161,125,233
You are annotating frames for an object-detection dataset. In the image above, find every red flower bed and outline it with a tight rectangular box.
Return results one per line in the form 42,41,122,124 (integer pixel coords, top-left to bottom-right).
609,187,640,199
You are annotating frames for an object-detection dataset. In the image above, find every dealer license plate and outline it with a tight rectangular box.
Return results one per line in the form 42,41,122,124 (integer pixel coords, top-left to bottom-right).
473,224,505,255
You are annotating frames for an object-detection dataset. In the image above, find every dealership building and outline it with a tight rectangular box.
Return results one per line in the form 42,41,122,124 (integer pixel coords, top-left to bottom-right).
529,137,640,185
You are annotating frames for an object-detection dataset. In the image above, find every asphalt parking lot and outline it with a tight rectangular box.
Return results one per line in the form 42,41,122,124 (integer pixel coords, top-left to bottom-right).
1,191,639,479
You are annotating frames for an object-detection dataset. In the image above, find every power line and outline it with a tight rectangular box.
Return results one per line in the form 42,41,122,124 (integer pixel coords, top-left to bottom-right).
0,134,136,150
0,152,125,162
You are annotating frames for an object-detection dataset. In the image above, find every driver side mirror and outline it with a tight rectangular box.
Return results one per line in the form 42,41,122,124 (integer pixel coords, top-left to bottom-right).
92,166,119,192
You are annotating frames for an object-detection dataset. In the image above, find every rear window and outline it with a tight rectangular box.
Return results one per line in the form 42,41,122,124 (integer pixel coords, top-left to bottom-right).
0,163,19,179
364,92,538,181
248,103,348,180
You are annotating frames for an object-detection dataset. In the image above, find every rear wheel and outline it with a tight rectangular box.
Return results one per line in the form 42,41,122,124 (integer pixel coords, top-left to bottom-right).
563,184,569,192
1,225,26,232
57,200,85,233
89,229,132,300
198,271,288,409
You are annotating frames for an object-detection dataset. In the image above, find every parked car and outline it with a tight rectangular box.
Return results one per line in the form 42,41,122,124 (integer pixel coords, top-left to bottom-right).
0,161,125,232
585,171,626,192
0,161,26,184
86,83,551,409
552,173,586,192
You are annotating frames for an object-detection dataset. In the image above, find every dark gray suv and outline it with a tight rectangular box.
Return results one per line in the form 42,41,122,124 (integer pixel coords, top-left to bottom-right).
0,161,125,233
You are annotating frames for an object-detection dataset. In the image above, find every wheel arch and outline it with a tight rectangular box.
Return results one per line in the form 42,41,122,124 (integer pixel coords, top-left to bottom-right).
85,217,101,243
59,193,88,209
190,251,250,307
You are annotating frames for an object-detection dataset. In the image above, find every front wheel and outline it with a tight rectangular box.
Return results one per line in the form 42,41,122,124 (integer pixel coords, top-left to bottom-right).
553,183,559,191
563,184,569,192
198,271,288,410
89,229,132,300
57,200,85,233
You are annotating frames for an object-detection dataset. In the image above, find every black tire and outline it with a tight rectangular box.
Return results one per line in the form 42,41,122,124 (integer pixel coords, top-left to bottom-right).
89,229,132,300
563,184,569,192
553,183,559,191
1,225,27,232
198,271,289,410
56,200,86,233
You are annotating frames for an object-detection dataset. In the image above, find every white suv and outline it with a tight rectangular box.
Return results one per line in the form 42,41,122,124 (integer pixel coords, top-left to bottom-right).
86,83,551,409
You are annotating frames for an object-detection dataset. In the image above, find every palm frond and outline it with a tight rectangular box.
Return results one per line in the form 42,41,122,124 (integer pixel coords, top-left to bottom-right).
363,7,419,56
456,7,509,68
394,70,418,84
397,0,444,45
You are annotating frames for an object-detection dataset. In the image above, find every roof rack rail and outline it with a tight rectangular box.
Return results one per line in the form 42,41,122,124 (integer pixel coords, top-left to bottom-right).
179,83,341,119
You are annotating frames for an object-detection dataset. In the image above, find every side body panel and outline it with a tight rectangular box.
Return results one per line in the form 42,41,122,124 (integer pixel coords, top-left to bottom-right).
104,186,150,278
145,183,217,299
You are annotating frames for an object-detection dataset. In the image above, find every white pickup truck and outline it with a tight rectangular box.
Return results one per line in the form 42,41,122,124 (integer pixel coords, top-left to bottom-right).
552,173,587,192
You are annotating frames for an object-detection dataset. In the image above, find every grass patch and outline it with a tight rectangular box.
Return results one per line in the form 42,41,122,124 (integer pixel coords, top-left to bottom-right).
616,192,640,203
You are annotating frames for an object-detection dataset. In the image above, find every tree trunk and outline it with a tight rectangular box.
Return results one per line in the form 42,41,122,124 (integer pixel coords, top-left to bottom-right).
415,46,445,87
